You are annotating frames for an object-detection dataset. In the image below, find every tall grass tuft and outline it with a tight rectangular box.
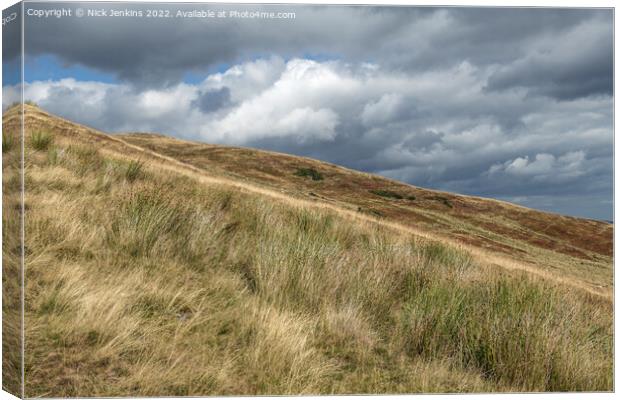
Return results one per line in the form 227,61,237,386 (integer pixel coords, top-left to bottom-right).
125,160,144,183
294,167,324,181
65,145,104,176
2,132,14,153
397,278,612,390
369,189,404,200
30,131,53,151
108,188,193,258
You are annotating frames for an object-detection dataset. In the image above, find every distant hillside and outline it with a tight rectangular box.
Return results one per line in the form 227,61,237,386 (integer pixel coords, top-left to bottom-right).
2,104,612,396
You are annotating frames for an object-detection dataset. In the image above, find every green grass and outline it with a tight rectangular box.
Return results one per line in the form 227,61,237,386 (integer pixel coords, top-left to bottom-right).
294,167,324,181
30,131,53,151
108,187,196,259
432,196,453,208
370,189,404,200
65,145,104,176
2,132,14,153
124,160,144,183
47,147,59,165
398,279,611,390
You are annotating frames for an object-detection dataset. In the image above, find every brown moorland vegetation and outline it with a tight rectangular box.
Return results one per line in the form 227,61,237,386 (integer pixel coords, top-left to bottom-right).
2,104,613,396
117,131,612,297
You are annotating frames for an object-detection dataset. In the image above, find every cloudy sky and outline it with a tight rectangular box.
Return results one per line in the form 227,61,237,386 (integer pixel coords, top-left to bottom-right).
2,3,614,220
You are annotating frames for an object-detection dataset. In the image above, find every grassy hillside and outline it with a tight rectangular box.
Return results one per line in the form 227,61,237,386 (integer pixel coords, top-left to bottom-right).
119,132,612,297
2,105,613,396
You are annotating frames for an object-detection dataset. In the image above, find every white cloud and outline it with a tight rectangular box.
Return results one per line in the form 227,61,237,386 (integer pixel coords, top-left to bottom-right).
361,93,405,127
489,151,586,182
3,56,612,219
203,57,287,102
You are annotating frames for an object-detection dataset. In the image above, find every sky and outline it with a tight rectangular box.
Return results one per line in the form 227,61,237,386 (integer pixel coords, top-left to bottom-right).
2,2,614,221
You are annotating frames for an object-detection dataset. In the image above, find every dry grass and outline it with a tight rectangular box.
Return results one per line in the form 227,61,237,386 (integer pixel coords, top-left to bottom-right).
118,131,612,294
1,105,613,396
2,128,22,397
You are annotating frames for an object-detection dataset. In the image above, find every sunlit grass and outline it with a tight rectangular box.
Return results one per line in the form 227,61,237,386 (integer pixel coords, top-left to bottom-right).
17,134,612,397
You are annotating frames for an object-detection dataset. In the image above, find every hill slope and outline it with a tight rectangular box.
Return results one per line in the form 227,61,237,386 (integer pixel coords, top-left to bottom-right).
2,104,613,396
10,105,613,295
120,124,613,297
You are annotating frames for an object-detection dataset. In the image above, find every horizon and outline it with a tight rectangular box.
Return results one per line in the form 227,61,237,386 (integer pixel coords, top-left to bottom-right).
2,2,613,220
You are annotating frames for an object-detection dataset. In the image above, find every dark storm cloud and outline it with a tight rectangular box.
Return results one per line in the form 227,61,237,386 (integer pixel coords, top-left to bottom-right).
21,3,612,99
402,131,443,151
485,12,613,100
7,4,614,220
